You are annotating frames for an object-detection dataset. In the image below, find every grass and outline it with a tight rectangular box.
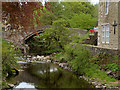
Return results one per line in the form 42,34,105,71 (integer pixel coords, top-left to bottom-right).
51,43,118,87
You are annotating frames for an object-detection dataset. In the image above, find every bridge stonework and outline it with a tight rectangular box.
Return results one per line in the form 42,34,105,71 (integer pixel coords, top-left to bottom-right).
2,25,88,54
2,25,51,45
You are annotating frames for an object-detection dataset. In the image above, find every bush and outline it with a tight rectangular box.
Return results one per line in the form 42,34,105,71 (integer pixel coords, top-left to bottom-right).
59,43,117,83
2,40,20,77
103,63,120,72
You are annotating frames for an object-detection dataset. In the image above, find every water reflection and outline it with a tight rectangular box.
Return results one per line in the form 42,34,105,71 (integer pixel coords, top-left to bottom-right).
38,67,58,74
7,62,94,88
14,82,36,89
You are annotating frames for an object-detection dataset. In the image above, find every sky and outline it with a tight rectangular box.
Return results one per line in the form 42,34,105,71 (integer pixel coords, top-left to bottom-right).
40,0,99,6
90,0,99,5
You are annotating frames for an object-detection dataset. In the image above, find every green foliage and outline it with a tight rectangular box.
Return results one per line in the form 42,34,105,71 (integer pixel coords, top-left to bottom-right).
2,40,20,76
33,2,98,29
53,43,117,83
28,19,74,55
69,13,97,30
72,32,90,43
64,43,92,74
90,52,111,66
103,63,120,72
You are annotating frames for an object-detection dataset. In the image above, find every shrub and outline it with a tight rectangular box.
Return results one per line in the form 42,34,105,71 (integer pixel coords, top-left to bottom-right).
103,63,120,72
2,40,20,76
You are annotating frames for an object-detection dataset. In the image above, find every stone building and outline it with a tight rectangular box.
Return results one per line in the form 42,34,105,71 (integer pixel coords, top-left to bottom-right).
98,0,120,50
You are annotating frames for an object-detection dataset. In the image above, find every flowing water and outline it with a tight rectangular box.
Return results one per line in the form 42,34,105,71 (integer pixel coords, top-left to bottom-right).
6,61,95,89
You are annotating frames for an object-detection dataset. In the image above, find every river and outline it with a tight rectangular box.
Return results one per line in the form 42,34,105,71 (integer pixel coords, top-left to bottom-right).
6,60,95,89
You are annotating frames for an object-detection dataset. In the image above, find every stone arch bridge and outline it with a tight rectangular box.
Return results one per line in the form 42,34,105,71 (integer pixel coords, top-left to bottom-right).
2,25,51,53
2,25,88,54
3,25,51,44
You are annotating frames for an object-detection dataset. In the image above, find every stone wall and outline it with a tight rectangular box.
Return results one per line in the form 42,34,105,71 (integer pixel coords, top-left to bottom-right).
86,45,120,61
69,28,88,36
118,1,120,49
98,1,120,50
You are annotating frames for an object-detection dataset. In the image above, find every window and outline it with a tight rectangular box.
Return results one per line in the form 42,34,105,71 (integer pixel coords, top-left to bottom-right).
106,24,109,43
105,0,109,15
102,24,109,43
102,25,105,43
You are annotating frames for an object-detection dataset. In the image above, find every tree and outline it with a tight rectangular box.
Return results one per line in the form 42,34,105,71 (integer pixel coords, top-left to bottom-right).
48,2,98,29
2,2,54,30
69,13,97,30
28,19,74,54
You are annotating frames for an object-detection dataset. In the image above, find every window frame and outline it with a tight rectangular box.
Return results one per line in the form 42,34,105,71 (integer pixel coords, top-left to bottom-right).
102,25,105,43
106,24,109,43
105,0,109,15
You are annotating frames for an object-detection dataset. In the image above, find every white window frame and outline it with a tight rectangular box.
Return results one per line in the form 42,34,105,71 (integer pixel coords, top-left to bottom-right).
105,0,109,15
102,25,105,43
106,24,109,43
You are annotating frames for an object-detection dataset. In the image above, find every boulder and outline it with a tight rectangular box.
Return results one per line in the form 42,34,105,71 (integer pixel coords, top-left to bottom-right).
43,56,50,60
107,70,112,75
102,85,106,89
64,66,68,70
37,55,42,60
95,85,101,88
59,63,68,68
59,63,64,67
8,84,14,87
27,55,31,58
47,60,51,63
32,56,37,60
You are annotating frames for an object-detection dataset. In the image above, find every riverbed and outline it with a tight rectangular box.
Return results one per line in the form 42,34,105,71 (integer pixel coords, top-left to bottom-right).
6,61,95,89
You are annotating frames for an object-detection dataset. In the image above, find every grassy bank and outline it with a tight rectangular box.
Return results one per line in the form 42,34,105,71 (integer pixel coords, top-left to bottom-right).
51,43,119,88
2,40,21,88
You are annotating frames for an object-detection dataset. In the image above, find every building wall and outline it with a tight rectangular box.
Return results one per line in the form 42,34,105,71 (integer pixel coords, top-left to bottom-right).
118,1,120,49
98,1,119,50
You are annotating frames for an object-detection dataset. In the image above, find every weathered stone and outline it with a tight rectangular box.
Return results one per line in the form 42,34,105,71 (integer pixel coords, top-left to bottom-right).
106,70,112,75
98,1,120,50
64,66,68,70
18,69,24,72
32,56,37,60
8,84,14,87
95,85,101,88
27,55,31,58
102,85,106,89
59,63,64,67
47,60,51,63
36,55,43,60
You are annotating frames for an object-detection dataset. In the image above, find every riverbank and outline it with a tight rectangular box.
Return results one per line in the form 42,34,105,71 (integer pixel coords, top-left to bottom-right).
4,55,95,89
21,54,119,89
